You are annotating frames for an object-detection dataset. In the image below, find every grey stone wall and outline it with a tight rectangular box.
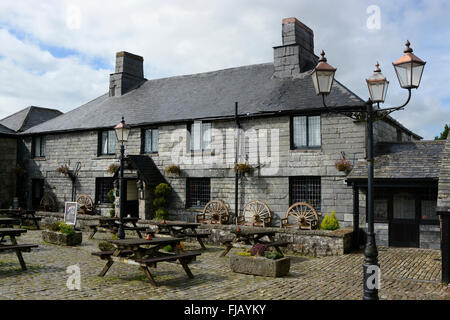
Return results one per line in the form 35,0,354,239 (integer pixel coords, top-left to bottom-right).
0,137,17,207
374,222,440,250
20,111,416,230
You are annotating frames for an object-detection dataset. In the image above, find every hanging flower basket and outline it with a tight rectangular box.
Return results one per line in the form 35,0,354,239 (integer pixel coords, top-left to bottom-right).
165,165,181,176
234,163,253,174
107,163,120,175
335,159,352,172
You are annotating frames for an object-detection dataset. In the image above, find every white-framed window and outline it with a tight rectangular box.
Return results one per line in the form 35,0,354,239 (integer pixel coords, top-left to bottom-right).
291,115,321,149
189,121,211,151
143,128,159,153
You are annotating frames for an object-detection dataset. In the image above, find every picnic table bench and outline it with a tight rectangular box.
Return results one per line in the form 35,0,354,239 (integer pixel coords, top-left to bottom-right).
0,217,20,228
88,217,147,239
220,229,291,257
149,221,211,250
91,237,201,286
0,228,38,270
0,209,41,230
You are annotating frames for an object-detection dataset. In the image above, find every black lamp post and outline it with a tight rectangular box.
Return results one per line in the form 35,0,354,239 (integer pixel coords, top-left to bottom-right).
114,117,131,239
312,42,426,300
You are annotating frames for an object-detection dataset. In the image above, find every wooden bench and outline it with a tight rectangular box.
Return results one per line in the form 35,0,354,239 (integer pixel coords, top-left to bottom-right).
88,225,148,239
135,252,201,276
0,244,39,252
91,250,134,259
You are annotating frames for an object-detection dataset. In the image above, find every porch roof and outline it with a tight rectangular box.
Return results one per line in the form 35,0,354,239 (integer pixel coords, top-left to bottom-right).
347,140,446,181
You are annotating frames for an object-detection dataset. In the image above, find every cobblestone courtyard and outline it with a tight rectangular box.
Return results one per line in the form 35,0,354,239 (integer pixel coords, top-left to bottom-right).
1,230,449,300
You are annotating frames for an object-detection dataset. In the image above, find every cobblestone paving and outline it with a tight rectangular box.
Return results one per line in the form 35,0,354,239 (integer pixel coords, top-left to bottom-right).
0,230,449,300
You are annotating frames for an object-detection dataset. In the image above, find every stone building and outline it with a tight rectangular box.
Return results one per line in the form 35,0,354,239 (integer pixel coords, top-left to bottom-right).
7,17,441,249
0,123,17,207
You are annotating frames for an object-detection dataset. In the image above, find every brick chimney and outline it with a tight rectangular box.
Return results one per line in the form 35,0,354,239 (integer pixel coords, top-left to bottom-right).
109,51,145,97
273,18,318,78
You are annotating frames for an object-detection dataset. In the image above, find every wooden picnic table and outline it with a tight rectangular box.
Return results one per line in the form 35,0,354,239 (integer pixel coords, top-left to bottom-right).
0,217,20,228
0,228,38,270
0,209,41,230
88,216,147,239
219,229,290,257
150,221,210,250
91,236,201,286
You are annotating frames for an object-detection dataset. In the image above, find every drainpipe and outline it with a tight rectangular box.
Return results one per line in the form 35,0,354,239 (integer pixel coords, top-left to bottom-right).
235,102,240,225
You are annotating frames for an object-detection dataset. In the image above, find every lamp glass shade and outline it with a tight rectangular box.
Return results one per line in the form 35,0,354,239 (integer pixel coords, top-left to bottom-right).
393,41,426,89
312,70,335,95
366,65,389,103
114,119,131,143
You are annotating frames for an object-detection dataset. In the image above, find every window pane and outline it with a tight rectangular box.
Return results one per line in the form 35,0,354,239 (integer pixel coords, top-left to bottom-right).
308,116,321,146
290,176,321,212
293,116,307,148
144,129,152,153
191,122,201,151
108,130,116,154
33,136,40,157
187,178,210,207
421,200,437,221
202,123,211,150
40,136,46,156
393,192,415,220
102,131,108,155
152,129,159,152
374,200,388,220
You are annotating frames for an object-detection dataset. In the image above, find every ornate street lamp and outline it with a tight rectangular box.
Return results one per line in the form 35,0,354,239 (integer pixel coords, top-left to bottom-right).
114,116,131,239
311,41,425,300
312,50,337,95
366,62,389,103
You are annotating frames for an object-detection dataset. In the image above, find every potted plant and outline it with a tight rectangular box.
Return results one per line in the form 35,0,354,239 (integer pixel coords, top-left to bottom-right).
56,164,75,179
229,243,290,277
335,158,352,173
153,183,172,220
42,222,82,246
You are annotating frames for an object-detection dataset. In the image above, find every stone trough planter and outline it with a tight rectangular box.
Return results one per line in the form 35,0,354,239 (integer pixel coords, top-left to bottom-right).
42,230,82,246
229,255,290,277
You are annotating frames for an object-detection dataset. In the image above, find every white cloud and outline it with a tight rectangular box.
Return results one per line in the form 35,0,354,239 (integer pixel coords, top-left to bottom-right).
0,0,448,139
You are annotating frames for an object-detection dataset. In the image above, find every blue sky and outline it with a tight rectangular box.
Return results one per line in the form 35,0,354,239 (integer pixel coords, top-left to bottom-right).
0,0,448,139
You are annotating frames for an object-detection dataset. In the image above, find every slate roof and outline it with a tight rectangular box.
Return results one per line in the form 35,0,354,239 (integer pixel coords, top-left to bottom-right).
437,136,450,211
0,106,62,133
0,123,15,136
22,63,365,135
347,140,446,180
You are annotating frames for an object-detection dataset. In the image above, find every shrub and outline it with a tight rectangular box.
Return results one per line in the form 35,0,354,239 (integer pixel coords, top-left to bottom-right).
59,223,75,235
154,183,172,198
264,251,283,260
108,189,116,217
153,197,167,208
163,245,173,252
250,244,269,257
155,208,169,220
320,210,340,230
98,241,115,252
48,222,61,232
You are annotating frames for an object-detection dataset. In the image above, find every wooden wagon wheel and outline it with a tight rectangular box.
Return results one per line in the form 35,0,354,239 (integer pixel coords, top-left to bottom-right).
202,200,229,224
76,194,94,214
285,202,319,230
242,200,271,227
40,193,56,212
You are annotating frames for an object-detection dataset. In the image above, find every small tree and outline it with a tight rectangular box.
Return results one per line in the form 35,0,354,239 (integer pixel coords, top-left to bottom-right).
320,210,340,230
108,189,116,217
435,124,449,140
153,183,172,220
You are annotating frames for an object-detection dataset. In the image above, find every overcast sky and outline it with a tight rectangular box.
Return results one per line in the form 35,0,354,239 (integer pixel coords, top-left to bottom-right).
0,0,448,139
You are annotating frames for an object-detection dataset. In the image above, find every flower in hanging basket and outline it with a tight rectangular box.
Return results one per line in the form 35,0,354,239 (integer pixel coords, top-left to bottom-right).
335,159,352,172
165,165,181,175
56,164,71,175
234,163,253,174
106,163,120,175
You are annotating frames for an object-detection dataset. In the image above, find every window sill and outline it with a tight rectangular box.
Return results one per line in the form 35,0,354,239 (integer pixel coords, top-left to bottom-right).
188,150,214,157
32,157,46,161
95,155,117,160
290,148,322,153
142,152,159,156
185,207,204,212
